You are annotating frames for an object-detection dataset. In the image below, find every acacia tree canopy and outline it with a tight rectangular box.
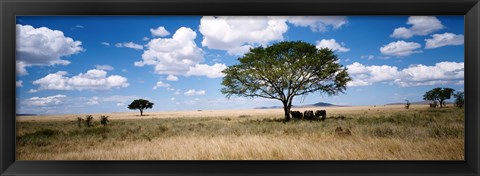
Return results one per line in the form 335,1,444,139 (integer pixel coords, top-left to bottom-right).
221,41,351,121
423,87,455,108
128,99,154,116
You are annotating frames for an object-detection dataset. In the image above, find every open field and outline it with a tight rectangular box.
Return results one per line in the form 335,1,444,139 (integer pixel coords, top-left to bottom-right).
16,105,464,160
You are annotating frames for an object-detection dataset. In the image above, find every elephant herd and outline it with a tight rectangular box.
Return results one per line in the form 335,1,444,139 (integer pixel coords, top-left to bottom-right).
290,110,327,121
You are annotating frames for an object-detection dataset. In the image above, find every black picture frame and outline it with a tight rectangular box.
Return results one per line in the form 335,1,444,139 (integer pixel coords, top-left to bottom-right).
1,0,479,175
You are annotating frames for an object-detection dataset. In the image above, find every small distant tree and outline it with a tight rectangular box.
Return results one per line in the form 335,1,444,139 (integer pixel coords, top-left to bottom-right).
404,99,411,109
85,115,94,127
100,115,110,126
128,99,154,116
453,91,465,108
423,87,454,108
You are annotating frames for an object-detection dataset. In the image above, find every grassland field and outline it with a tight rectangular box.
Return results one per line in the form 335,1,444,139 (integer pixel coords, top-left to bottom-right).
16,104,464,160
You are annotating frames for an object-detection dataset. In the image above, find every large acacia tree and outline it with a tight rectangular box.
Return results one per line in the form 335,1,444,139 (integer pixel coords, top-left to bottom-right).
221,41,351,121
423,87,455,108
128,99,154,116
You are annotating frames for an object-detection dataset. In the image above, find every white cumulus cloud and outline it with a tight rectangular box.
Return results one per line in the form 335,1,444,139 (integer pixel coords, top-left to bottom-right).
16,24,84,75
346,61,464,87
31,69,129,92
150,26,170,37
390,16,444,39
115,42,144,50
136,27,224,79
166,75,179,81
94,64,114,71
185,63,227,78
184,89,206,96
24,94,67,106
16,80,23,87
135,27,203,75
380,41,422,57
199,16,288,56
152,81,171,90
199,16,348,56
425,32,464,49
315,39,350,52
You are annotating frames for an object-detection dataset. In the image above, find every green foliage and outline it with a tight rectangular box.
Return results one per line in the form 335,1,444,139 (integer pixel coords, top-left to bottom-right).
221,41,351,121
423,87,455,108
100,116,110,127
128,99,154,116
85,115,94,127
453,91,464,108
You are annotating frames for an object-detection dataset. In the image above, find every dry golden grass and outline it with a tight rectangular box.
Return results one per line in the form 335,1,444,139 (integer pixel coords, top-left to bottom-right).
16,105,464,160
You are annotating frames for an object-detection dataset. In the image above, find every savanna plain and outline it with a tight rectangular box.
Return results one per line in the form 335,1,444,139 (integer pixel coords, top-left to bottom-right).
16,105,464,160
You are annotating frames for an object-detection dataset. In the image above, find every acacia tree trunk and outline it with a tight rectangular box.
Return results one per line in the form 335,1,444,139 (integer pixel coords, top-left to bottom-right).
283,101,291,121
140,109,144,116
439,100,444,108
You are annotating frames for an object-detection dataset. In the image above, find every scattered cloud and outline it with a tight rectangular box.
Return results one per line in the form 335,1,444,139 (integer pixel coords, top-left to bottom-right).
94,64,114,71
101,42,110,46
199,16,288,56
185,63,227,78
16,80,23,87
184,89,206,96
86,96,99,105
286,16,348,32
135,27,223,78
30,69,129,92
174,90,181,95
166,75,179,81
346,61,464,87
85,95,140,106
75,25,84,29
390,16,444,39
380,40,422,57
315,39,350,52
16,24,84,75
150,26,170,37
152,81,171,90
361,55,375,60
115,42,144,50
142,37,150,41
425,32,464,49
24,94,67,106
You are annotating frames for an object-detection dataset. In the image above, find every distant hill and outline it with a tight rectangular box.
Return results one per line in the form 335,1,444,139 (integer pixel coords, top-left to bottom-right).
16,114,38,116
254,102,343,109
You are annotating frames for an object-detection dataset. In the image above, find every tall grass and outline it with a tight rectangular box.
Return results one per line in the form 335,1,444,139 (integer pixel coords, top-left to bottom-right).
16,107,464,160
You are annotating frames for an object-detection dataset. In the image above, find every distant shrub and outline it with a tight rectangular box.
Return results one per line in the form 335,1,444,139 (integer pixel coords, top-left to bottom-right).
405,100,411,109
100,115,109,127
85,115,94,127
77,117,84,127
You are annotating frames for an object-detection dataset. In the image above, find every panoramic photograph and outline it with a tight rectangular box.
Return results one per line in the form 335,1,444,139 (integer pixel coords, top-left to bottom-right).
15,16,464,160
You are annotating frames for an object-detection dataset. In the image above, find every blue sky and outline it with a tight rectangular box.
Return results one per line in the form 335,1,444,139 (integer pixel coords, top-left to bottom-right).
15,16,464,114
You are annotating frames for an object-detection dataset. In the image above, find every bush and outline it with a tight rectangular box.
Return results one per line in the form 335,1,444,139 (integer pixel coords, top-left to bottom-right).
100,115,109,127
85,115,94,127
77,117,84,127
